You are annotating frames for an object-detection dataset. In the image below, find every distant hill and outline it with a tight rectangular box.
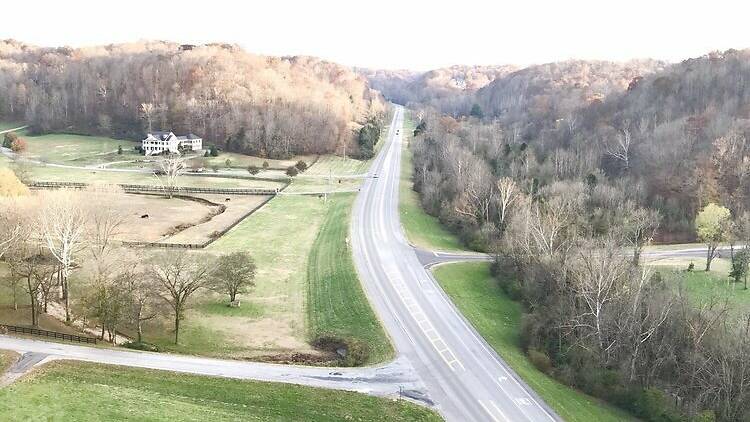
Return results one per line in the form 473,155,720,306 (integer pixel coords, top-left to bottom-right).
0,40,385,158
474,59,665,137
358,65,517,115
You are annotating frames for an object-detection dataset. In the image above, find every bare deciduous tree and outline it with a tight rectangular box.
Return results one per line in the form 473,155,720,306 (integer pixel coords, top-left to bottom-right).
149,252,212,344
621,205,661,265
140,103,156,132
154,156,188,199
604,126,632,172
38,190,88,322
496,177,518,228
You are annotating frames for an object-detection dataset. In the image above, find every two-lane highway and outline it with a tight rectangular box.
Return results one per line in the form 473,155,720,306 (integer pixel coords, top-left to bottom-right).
351,106,560,421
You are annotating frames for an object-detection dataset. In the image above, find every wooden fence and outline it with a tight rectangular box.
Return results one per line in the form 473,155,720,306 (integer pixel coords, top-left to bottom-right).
1,324,97,344
29,181,279,196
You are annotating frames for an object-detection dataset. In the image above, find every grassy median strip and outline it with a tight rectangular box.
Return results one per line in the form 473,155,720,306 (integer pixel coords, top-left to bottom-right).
0,361,440,421
306,194,393,365
399,115,464,252
433,262,637,422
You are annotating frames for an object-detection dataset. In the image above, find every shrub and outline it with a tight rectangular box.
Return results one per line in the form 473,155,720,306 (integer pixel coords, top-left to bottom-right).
117,145,123,155
629,387,683,422
687,262,695,272
247,165,260,175
691,410,716,422
499,277,523,301
10,137,27,153
262,161,269,170
123,341,160,352
3,132,18,148
295,160,308,172
285,166,298,177
528,349,553,374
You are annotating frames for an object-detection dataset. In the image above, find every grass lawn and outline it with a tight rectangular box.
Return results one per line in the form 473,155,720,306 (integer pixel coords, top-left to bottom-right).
305,155,371,176
433,262,637,422
0,361,440,422
17,131,139,165
399,114,464,252
647,257,750,314
139,195,330,358
306,194,393,364
2,161,284,189
284,176,362,194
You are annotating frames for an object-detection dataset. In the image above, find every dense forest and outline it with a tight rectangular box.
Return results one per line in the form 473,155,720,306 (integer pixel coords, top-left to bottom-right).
404,50,750,421
359,65,516,116
0,40,385,158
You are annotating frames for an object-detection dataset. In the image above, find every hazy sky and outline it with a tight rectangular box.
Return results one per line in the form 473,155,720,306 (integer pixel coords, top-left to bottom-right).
2,0,749,70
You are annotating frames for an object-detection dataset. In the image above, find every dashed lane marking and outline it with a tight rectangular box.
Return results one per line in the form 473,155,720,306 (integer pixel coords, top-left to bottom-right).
385,270,464,372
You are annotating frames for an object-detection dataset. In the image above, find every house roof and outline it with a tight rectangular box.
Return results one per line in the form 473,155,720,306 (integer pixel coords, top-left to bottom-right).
147,131,201,142
148,131,175,141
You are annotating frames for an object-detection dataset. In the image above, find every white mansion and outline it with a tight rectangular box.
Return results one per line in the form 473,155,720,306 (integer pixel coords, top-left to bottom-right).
142,131,203,155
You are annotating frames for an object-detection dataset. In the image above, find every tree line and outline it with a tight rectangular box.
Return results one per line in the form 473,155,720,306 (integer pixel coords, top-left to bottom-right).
0,40,385,158
405,49,750,421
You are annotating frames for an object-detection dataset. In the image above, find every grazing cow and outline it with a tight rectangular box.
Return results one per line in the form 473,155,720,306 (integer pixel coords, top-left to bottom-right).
141,214,149,219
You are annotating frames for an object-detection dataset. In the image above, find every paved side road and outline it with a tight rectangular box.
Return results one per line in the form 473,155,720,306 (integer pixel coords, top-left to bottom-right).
414,248,493,268
0,335,425,398
0,351,48,387
0,125,28,135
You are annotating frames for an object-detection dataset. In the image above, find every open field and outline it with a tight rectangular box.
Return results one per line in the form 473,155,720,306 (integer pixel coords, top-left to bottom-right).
138,195,331,358
306,194,392,364
2,160,285,189
399,115,464,252
646,256,750,314
0,361,440,421
305,155,371,176
284,176,362,194
433,262,636,422
15,130,140,165
112,194,221,243
161,194,271,245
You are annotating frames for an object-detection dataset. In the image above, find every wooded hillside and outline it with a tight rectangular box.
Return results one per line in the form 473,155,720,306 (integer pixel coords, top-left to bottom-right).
406,49,750,422
0,40,385,158
359,65,517,116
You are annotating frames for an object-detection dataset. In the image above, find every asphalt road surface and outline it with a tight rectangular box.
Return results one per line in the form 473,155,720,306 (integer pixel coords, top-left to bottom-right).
0,335,422,396
351,106,560,422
